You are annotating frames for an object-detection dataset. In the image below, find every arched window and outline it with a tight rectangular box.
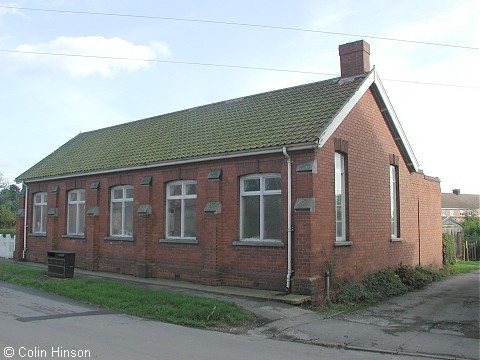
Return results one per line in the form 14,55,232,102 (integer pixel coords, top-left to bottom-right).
166,181,197,239
67,189,85,235
240,174,281,241
110,185,134,237
33,192,47,234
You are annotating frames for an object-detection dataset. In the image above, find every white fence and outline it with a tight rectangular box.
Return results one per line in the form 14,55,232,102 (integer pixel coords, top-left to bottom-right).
0,234,15,259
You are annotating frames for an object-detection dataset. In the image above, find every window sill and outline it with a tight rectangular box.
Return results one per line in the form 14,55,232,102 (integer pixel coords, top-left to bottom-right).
104,236,134,242
334,240,353,247
233,240,285,248
390,237,404,242
159,238,198,245
29,233,46,238
62,234,85,240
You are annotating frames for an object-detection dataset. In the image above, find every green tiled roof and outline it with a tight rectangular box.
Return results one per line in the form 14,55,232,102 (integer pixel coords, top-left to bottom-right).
17,74,368,182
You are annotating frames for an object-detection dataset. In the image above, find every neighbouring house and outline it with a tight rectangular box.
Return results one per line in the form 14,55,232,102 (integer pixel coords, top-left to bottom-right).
441,190,480,222
15,40,442,303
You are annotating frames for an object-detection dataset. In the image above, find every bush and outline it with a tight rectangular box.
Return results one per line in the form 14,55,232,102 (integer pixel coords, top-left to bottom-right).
363,269,409,301
334,281,372,304
333,265,444,306
395,264,432,289
334,269,408,305
442,233,456,266
0,229,15,236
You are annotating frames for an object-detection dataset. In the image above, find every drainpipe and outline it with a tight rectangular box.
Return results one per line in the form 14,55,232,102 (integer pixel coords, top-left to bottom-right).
282,147,293,292
23,184,28,260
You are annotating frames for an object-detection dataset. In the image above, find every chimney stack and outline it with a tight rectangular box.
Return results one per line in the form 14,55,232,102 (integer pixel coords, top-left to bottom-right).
339,40,371,78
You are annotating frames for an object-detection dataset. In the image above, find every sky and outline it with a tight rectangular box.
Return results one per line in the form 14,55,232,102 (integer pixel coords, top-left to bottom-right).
0,0,478,194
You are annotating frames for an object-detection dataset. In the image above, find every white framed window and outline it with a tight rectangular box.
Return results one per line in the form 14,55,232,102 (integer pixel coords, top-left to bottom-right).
166,181,197,239
459,209,464,216
441,209,446,217
390,165,400,238
33,192,47,234
110,185,134,237
450,210,454,216
240,174,281,241
67,189,85,236
335,153,346,241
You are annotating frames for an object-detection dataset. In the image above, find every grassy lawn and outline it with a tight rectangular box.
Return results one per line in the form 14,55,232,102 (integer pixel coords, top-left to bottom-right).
452,261,480,273
0,263,251,329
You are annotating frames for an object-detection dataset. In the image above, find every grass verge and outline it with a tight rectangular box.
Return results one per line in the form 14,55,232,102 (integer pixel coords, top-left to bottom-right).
0,263,252,329
452,261,480,273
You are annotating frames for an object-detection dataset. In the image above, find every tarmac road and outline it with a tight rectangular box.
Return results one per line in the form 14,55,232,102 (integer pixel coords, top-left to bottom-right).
253,270,480,359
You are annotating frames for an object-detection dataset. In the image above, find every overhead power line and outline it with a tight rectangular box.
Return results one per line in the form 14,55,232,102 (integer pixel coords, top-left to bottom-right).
0,5,478,50
2,48,477,89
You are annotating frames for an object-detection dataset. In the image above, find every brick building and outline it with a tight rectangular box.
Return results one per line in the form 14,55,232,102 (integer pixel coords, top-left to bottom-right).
15,40,442,303
441,190,480,221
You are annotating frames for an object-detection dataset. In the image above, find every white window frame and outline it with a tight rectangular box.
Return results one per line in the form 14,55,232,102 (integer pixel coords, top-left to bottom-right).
166,180,197,239
390,165,400,238
110,185,134,237
67,189,85,236
335,153,346,241
240,173,282,241
32,192,47,234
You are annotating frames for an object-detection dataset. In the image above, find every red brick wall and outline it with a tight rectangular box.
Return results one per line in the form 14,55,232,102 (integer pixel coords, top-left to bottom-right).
298,88,442,303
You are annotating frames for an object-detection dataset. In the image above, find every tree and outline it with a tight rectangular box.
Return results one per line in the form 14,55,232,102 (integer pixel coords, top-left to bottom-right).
0,172,8,190
0,184,20,213
0,206,15,228
0,173,19,229
461,216,480,241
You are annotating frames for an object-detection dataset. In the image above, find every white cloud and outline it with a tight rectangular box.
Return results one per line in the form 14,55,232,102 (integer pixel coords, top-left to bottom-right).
12,36,172,77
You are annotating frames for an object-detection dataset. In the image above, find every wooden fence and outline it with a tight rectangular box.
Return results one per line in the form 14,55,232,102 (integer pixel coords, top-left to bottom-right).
0,234,15,259
464,241,480,261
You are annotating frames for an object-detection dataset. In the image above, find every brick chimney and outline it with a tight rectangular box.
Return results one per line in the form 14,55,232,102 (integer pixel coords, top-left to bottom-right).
339,40,371,78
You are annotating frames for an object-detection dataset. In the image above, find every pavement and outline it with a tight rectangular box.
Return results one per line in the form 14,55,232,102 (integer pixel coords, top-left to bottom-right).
1,258,479,360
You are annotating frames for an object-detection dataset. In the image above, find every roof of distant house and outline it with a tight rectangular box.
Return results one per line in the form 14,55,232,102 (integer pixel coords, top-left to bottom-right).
442,193,480,210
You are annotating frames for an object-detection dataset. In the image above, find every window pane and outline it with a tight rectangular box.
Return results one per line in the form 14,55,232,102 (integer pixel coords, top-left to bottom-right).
125,187,134,199
68,204,77,234
41,205,47,233
169,184,182,196
184,199,197,237
69,192,77,202
167,199,182,237
124,201,133,235
78,203,85,235
336,221,343,238
242,196,260,238
185,183,197,195
113,189,123,199
244,178,260,192
111,202,123,235
33,205,42,233
264,194,281,239
79,190,85,202
265,177,281,191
